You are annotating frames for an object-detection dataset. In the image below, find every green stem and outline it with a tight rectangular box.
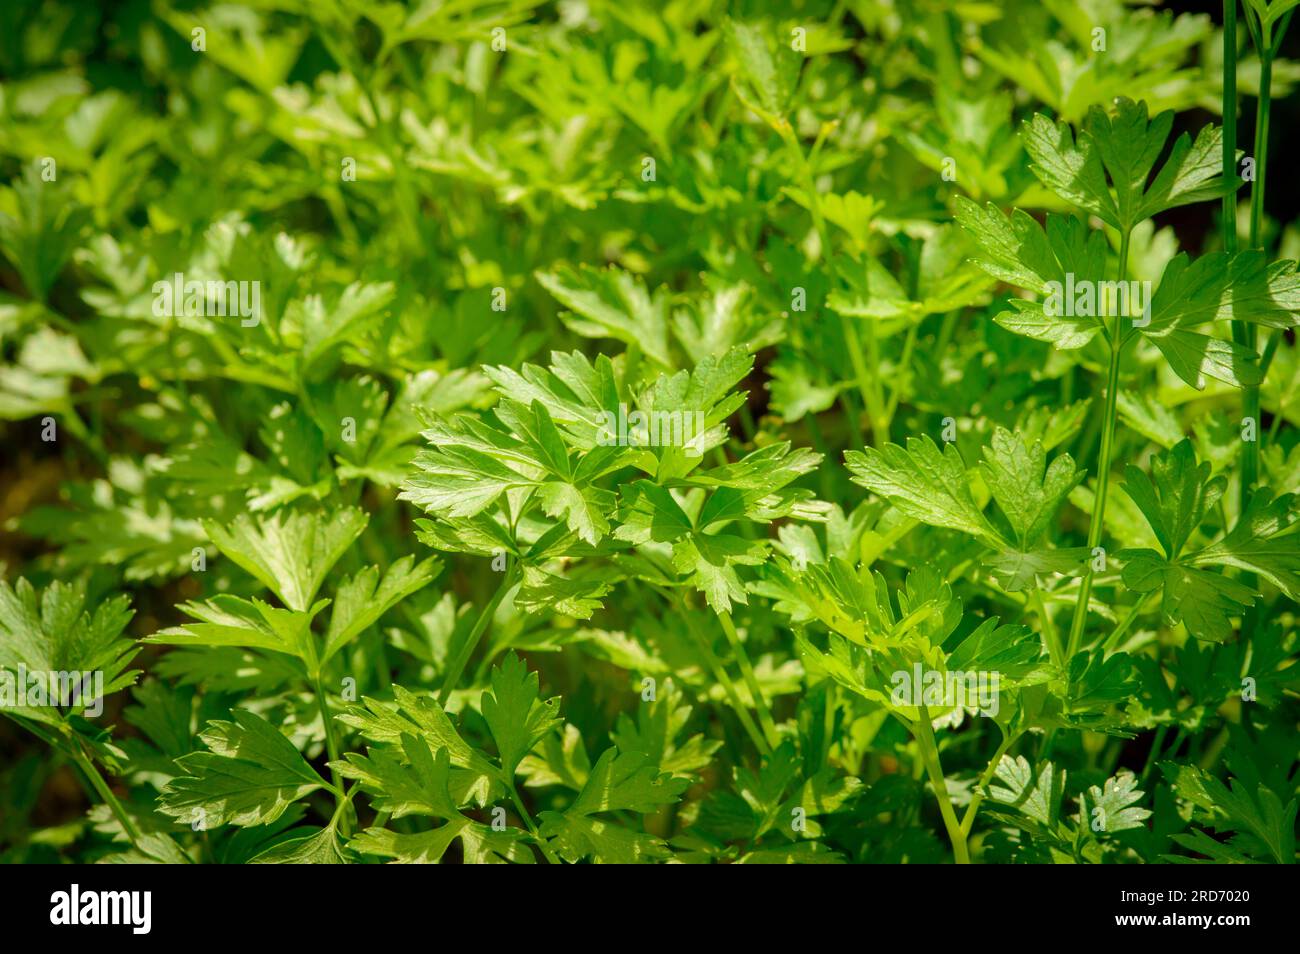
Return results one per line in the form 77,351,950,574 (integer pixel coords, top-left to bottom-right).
1259,325,1283,377
1102,597,1149,654
913,706,969,864
1139,725,1169,787
1222,0,1239,258
1198,726,1231,771
313,672,350,836
438,565,518,706
820,680,836,771
1030,587,1064,670
805,412,836,501
71,744,144,849
935,310,960,354
841,317,887,448
1248,52,1272,253
508,782,562,864
716,611,780,750
1065,231,1130,660
777,122,835,257
710,656,771,756
882,319,920,426
776,119,888,450
684,608,771,755
839,392,866,449
1243,45,1272,500
959,730,1020,839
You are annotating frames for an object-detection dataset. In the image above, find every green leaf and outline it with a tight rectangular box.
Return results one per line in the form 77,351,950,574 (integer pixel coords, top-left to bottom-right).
1021,112,1119,227
1079,771,1152,834
203,508,368,612
481,653,562,778
1165,763,1297,863
338,732,464,819
0,578,138,726
1121,439,1223,560
516,566,613,620
1118,445,1300,639
323,556,441,663
535,480,613,546
481,351,622,449
723,19,797,119
610,679,721,779
0,164,89,301
298,281,395,369
979,427,1084,549
339,686,501,805
535,265,672,368
399,415,539,521
984,547,1089,593
1122,551,1254,642
1248,0,1300,28
955,200,1109,348
1065,649,1139,711
349,819,533,864
539,748,688,863
345,743,534,864
1192,489,1300,601
946,618,1048,684
250,821,351,864
147,595,326,661
1024,99,1231,232
986,755,1066,832
846,437,1000,543
159,710,330,828
1139,252,1300,389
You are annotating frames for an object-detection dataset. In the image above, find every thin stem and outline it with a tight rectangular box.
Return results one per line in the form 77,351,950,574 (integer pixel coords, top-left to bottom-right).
1239,9,1285,643
776,119,887,450
777,122,835,258
1102,597,1150,654
1029,587,1064,670
1135,727,1169,790
668,589,769,752
508,782,562,864
1243,44,1272,500
1273,11,1296,56
820,680,836,771
862,319,888,445
71,744,144,850
331,783,359,823
913,706,969,864
1259,325,1283,377
683,609,771,755
716,611,780,750
313,672,350,836
1065,231,1130,660
959,730,1020,838
1198,725,1232,771
1222,0,1239,257
842,316,886,447
1248,54,1273,251
838,392,867,449
935,310,960,354
438,565,519,706
883,319,920,426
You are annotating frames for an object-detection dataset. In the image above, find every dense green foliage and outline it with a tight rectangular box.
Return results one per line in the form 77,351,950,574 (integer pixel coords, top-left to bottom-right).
2,0,1298,864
